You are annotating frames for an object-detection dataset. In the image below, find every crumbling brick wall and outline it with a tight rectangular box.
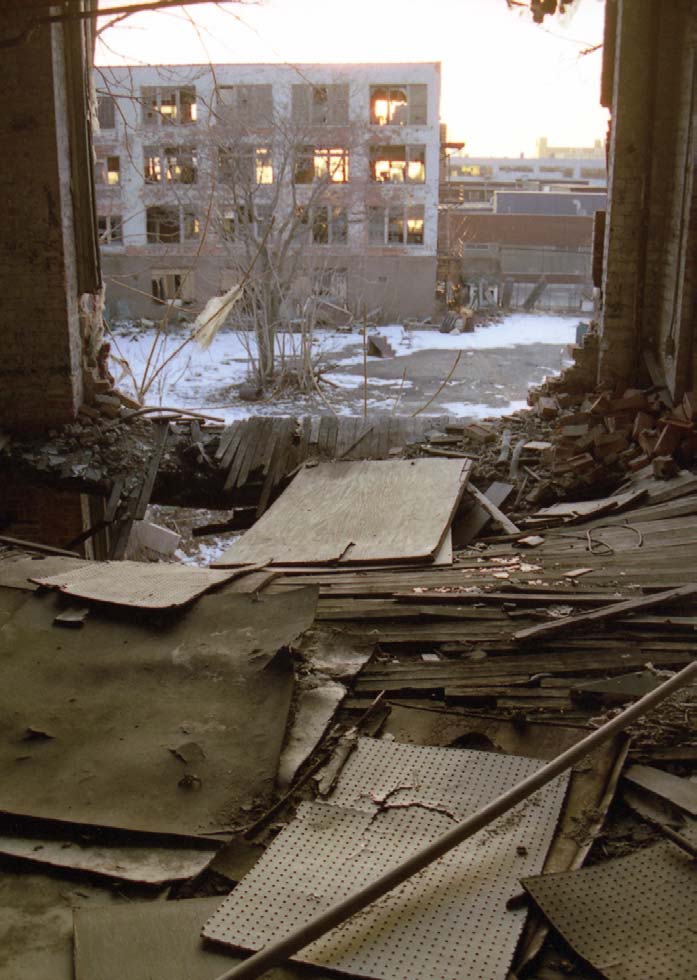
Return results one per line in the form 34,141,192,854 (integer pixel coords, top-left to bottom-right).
0,13,102,434
599,0,696,398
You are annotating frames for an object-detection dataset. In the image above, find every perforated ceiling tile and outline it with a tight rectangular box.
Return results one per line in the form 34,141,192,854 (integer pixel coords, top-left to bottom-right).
523,841,697,980
329,737,553,820
204,739,569,980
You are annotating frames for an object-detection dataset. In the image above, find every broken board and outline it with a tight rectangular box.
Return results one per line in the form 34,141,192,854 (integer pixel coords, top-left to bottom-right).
73,898,333,980
523,841,697,980
213,458,470,567
30,560,245,610
204,738,569,980
0,587,316,837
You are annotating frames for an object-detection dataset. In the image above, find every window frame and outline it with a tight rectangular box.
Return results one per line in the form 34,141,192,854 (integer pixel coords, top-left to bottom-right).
142,86,197,127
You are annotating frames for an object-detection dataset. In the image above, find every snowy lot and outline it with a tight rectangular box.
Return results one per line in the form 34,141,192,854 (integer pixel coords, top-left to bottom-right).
109,312,580,423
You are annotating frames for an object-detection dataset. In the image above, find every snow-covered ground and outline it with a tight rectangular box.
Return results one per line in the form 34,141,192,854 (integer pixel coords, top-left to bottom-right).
109,312,580,423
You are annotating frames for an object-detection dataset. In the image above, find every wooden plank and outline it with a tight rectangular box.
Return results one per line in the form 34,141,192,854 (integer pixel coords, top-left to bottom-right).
309,415,321,447
465,483,519,535
624,764,697,816
134,422,170,520
213,458,471,567
248,417,274,480
220,420,245,469
376,416,391,458
452,481,514,547
215,424,237,461
317,415,333,457
514,583,697,644
324,414,339,459
111,422,170,559
340,420,373,460
224,419,258,491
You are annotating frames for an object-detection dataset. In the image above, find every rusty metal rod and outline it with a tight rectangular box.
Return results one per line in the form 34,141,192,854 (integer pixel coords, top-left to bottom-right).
211,660,697,980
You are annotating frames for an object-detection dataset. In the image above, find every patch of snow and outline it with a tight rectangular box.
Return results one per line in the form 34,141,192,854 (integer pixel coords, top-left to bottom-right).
328,313,580,366
176,536,237,567
441,399,529,419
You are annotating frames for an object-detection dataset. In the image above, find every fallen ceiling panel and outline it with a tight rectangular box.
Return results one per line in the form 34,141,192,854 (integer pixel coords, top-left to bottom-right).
522,840,697,980
73,897,335,980
0,587,317,836
30,560,244,609
0,831,217,885
204,738,569,980
212,458,470,567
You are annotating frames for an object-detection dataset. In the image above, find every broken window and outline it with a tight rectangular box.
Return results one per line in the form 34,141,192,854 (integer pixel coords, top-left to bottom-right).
219,146,273,185
221,205,270,241
291,84,349,125
314,147,349,182
151,269,195,303
97,94,116,129
165,146,197,183
142,86,197,126
367,204,425,245
369,144,425,183
146,206,181,243
183,211,199,240
406,206,424,244
145,146,197,183
370,84,427,126
97,214,122,244
144,147,162,182
106,156,120,185
216,84,273,127
311,206,347,245
294,146,315,184
255,147,273,184
254,203,273,236
96,156,121,185
296,147,349,183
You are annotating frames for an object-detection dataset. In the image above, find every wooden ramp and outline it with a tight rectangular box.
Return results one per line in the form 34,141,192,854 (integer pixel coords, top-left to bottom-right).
213,458,471,567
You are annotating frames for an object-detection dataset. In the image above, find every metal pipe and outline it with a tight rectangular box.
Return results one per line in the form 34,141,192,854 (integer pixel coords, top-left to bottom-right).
211,660,697,980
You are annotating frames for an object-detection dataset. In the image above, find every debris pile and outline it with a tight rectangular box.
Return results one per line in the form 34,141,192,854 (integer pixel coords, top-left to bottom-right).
2,433,697,979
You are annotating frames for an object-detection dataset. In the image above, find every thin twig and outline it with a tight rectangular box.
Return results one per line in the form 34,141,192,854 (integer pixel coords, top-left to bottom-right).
411,350,463,417
362,307,368,420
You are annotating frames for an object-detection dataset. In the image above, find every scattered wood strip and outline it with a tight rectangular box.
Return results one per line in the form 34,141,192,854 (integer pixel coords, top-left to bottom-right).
514,583,697,644
466,484,519,535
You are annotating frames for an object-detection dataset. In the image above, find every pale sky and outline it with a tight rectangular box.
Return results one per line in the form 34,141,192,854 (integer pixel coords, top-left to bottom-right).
95,0,608,156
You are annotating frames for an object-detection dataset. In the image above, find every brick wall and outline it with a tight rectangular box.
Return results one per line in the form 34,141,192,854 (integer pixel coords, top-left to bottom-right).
599,0,697,398
1,474,91,556
0,19,84,433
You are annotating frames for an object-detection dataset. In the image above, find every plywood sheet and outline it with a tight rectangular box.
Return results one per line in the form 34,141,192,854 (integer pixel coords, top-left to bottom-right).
204,739,568,980
213,458,470,567
31,560,241,609
0,553,89,592
523,841,697,980
0,587,316,836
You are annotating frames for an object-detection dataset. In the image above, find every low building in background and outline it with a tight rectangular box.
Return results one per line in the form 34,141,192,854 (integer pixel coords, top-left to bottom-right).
93,62,441,324
438,212,595,313
437,143,605,313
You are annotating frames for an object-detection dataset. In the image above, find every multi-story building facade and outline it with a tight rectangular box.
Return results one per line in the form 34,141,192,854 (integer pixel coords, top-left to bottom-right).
93,63,441,322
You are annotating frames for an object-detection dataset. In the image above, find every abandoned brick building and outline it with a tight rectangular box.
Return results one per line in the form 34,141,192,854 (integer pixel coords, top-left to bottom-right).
1,2,697,979
94,62,441,322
